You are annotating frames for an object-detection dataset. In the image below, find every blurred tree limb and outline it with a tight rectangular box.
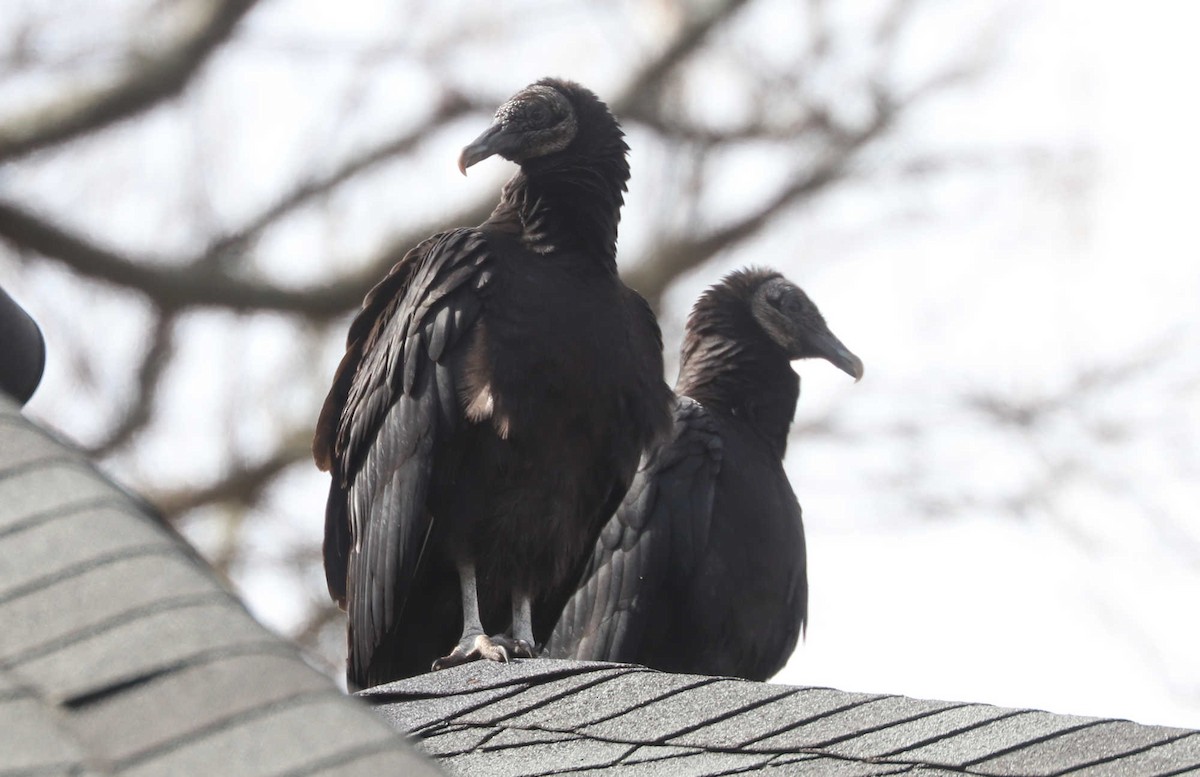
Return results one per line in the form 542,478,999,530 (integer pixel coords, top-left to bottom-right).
150,429,313,517
0,0,977,523
0,0,260,164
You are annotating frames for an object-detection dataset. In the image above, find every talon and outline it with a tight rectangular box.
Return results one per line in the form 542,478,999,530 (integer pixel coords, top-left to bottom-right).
492,635,538,659
432,633,515,671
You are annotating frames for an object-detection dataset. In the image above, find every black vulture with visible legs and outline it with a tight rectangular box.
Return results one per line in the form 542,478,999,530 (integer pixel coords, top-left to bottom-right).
547,268,863,681
314,78,673,690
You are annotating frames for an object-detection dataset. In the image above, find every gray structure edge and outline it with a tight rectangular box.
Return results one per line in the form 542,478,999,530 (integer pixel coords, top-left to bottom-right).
108,689,342,771
270,738,430,777
5,593,235,665
65,640,308,707
0,453,82,479
0,544,184,606
0,767,92,777
0,496,133,539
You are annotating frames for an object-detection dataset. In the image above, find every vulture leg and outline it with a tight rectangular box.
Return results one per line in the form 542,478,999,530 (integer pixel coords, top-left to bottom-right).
431,560,511,670
493,592,538,659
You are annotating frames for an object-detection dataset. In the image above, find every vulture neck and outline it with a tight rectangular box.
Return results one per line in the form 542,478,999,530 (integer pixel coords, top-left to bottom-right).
676,308,800,460
499,136,628,271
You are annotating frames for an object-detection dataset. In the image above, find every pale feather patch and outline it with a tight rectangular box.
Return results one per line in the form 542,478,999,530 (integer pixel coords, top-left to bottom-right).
464,383,511,439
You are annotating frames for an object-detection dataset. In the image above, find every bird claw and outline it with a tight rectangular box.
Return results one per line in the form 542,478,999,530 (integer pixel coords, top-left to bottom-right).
491,634,538,659
432,633,514,671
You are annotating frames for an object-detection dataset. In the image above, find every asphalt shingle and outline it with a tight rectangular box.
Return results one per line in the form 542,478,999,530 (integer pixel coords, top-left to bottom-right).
362,658,624,698
820,703,1020,760
501,667,711,731
969,719,1194,776
455,666,636,726
1058,733,1200,776
421,725,507,756
895,709,1101,767
0,552,225,662
67,650,334,763
0,460,126,533
0,693,90,774
117,696,422,777
16,601,275,703
747,694,958,752
581,678,791,743
667,686,882,750
373,682,532,734
439,736,634,777
0,416,66,470
369,660,1200,776
760,754,911,776
572,748,776,776
0,398,444,775
0,504,172,601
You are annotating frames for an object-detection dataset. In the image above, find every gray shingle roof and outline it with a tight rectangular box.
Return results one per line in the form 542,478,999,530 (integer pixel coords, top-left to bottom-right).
364,660,1200,776
0,395,443,776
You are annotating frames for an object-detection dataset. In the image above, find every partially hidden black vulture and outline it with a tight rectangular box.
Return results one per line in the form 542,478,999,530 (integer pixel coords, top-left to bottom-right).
0,285,45,406
313,78,673,690
546,268,863,681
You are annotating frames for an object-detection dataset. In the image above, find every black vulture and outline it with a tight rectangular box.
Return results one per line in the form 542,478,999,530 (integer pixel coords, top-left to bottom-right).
313,78,673,689
546,268,863,681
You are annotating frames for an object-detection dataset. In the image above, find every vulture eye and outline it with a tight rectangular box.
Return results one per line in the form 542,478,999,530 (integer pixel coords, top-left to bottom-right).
527,104,551,126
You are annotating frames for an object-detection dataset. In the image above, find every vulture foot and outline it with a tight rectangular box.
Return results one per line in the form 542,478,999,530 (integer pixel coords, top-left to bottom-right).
492,634,538,659
432,633,515,671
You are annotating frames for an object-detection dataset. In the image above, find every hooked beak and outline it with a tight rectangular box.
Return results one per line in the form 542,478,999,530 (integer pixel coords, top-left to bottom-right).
458,122,507,176
809,330,864,382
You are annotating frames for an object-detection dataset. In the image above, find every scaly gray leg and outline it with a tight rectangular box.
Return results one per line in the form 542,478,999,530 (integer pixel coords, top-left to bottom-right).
493,591,538,659
432,560,510,670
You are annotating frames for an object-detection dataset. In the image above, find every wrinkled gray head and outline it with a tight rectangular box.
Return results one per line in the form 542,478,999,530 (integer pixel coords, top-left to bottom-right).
749,273,864,380
458,82,580,173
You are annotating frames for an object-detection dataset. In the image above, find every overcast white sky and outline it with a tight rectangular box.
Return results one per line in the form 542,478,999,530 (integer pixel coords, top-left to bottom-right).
769,0,1200,728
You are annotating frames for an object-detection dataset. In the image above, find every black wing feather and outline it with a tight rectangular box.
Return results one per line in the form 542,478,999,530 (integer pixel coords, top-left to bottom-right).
548,397,722,662
313,228,491,686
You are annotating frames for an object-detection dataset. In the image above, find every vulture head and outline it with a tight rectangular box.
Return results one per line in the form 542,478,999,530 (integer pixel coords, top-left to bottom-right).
457,79,594,174
749,272,864,380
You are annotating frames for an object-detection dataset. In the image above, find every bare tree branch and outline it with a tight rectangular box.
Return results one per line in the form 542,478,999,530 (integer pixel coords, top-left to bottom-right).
966,338,1180,429
0,0,783,321
151,430,312,518
626,66,981,308
0,198,379,317
614,0,753,117
626,107,891,308
84,309,178,456
294,603,343,649
0,0,260,163
201,91,478,265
